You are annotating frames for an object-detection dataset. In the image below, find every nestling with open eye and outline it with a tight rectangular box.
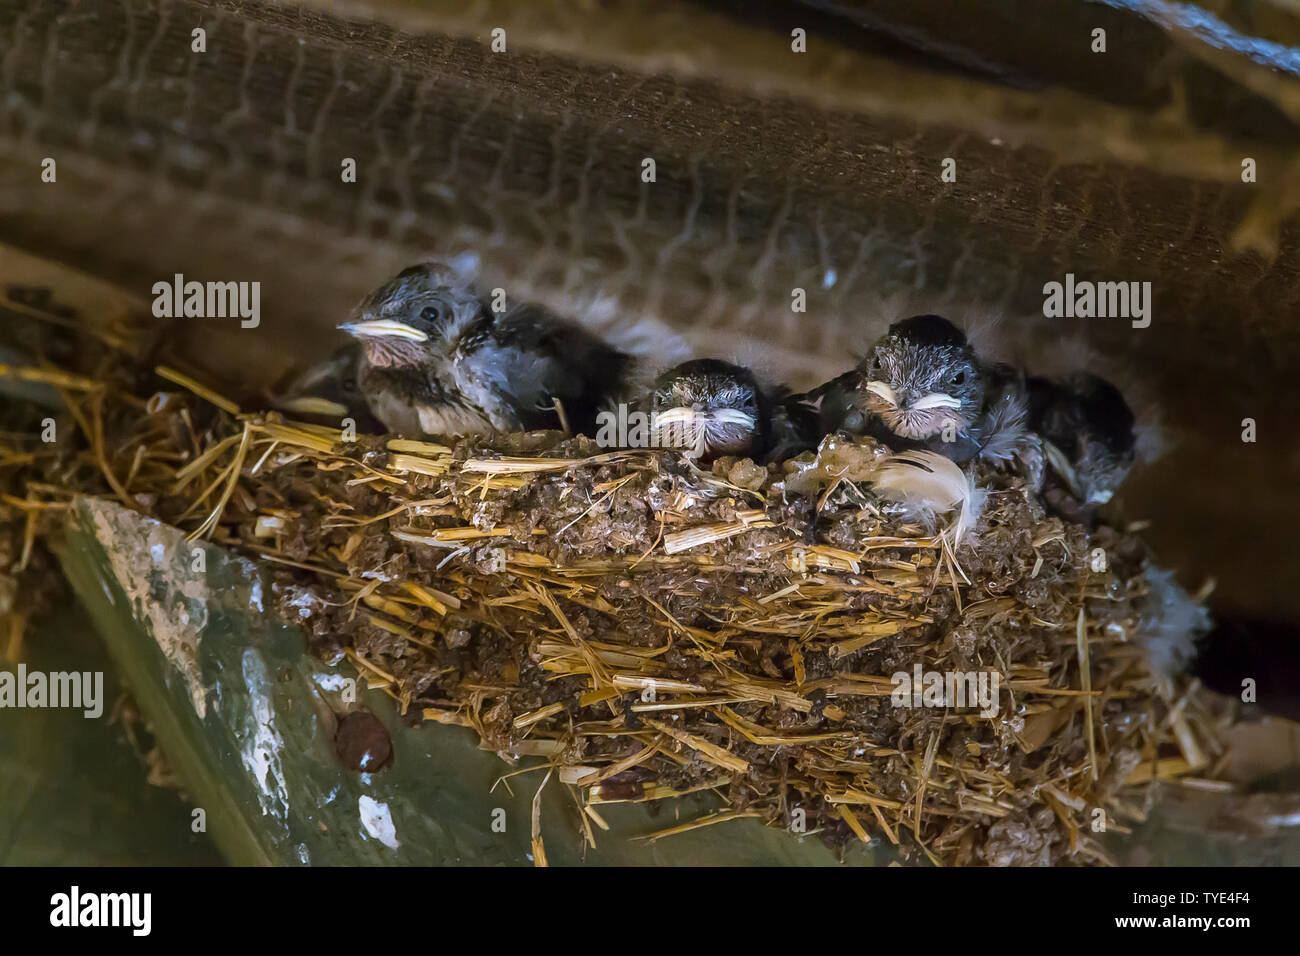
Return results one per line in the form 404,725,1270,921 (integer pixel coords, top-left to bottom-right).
648,359,819,465
815,315,987,458
339,261,635,438
810,313,1041,478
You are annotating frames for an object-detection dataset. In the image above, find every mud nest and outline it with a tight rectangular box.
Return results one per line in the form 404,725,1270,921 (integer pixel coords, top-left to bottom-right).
0,334,1234,866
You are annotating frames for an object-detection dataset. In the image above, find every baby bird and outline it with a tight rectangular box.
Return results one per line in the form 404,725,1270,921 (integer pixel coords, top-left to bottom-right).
814,315,1016,457
812,314,1139,509
648,359,818,464
340,262,635,438
1027,372,1137,506
811,314,1045,492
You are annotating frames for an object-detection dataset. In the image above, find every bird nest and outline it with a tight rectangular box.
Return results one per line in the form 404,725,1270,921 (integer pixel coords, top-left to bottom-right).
0,345,1232,866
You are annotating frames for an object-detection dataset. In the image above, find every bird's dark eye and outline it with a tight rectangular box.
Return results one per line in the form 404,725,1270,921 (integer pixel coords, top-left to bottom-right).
952,370,967,385
420,306,440,322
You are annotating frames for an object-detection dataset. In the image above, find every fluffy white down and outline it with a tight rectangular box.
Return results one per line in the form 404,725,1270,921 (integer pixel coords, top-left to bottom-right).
1137,565,1210,679
872,450,984,542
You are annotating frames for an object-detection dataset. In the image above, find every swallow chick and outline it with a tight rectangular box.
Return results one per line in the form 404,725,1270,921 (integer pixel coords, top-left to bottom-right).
340,262,635,439
1027,371,1136,507
648,359,818,464
815,315,987,458
811,314,1045,485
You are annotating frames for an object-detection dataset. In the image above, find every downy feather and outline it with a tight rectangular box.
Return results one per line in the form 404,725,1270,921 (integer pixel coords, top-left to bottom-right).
872,450,983,542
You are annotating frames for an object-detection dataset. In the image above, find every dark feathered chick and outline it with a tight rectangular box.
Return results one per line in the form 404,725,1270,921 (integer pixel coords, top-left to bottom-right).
816,315,989,460
650,359,768,462
340,262,634,438
811,314,1045,489
648,359,817,464
811,315,1139,509
1027,372,1136,506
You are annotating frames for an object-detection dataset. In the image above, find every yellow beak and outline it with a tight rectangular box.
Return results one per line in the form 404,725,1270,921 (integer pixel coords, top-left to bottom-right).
864,381,898,406
338,319,428,342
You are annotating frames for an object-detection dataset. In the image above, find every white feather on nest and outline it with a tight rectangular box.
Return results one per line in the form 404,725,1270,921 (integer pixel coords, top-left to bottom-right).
871,450,983,542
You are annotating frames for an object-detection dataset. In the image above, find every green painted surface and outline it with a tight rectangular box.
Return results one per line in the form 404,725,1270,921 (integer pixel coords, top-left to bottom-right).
0,599,222,866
